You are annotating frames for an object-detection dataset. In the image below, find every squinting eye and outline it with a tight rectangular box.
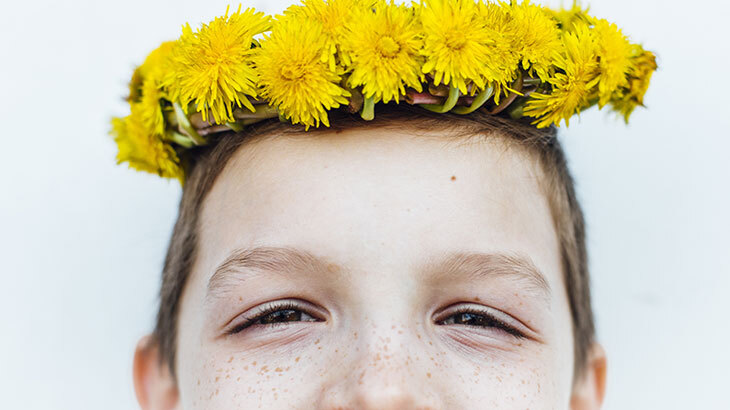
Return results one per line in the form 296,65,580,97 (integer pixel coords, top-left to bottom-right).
257,309,317,325
227,301,322,335
436,308,526,339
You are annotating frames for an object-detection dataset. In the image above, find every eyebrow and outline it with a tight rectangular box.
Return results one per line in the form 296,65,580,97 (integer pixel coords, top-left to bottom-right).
206,246,551,304
420,251,552,304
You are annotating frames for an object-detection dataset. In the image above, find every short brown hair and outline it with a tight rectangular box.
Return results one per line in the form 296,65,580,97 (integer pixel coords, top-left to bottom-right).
154,105,594,384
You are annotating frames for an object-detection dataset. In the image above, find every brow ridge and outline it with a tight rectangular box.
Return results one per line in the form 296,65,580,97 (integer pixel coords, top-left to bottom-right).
427,251,552,302
207,246,551,304
207,246,336,298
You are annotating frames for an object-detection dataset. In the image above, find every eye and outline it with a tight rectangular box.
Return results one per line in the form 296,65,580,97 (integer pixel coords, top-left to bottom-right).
226,300,323,336
435,304,526,339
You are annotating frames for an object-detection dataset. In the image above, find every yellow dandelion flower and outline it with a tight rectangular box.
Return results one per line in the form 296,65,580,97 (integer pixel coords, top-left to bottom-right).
111,104,184,183
420,0,494,94
341,2,424,103
255,15,351,129
128,42,176,136
524,24,600,128
138,77,167,136
593,19,634,107
164,5,271,124
610,45,657,122
283,0,377,71
549,2,595,32
476,1,522,98
509,0,562,82
128,41,175,103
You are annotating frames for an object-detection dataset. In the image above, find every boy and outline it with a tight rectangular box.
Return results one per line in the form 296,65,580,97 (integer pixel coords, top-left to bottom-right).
117,1,655,407
132,108,607,409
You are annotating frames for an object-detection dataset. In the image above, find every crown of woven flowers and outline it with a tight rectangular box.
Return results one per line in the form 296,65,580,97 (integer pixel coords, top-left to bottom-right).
111,0,657,184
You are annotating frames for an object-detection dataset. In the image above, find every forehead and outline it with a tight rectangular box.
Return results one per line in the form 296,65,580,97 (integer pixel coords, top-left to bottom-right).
195,126,563,295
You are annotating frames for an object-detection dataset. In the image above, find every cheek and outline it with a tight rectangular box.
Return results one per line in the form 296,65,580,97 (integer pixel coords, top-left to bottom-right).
178,337,331,408
433,342,565,409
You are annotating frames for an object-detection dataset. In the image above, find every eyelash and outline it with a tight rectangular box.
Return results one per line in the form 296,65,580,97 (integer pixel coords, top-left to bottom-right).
227,302,525,339
226,301,321,336
435,306,526,339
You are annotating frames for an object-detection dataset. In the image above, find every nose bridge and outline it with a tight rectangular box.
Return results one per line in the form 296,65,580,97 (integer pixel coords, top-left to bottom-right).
319,317,443,410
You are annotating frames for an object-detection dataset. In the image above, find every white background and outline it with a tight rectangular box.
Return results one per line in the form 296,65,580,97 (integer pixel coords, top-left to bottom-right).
1,0,728,409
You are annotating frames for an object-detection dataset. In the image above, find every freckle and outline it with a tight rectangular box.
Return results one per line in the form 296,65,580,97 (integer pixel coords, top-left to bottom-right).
275,367,283,372
252,361,257,366
451,175,456,181
228,356,233,363
237,377,241,381
295,356,300,362
475,296,481,301
353,332,358,338
314,339,320,344
318,346,322,350
244,366,248,370
238,296,242,301
215,376,220,382
427,372,432,378
215,389,219,396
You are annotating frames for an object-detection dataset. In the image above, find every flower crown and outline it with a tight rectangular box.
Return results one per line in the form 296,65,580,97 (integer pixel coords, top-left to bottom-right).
111,0,657,184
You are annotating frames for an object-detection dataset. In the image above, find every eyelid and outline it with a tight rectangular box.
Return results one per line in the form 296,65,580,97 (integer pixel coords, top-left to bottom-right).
223,298,326,335
433,303,531,337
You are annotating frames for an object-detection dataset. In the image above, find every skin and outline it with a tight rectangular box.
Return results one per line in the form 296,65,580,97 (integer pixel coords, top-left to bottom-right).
134,126,607,409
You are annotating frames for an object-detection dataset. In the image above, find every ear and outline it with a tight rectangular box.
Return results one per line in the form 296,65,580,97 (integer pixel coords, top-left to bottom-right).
133,335,180,410
570,342,608,410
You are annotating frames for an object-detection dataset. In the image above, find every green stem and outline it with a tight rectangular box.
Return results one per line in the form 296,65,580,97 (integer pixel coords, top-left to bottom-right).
508,99,526,119
361,96,375,121
420,85,460,113
226,122,243,132
168,131,195,148
451,86,494,115
523,77,541,87
173,103,205,146
235,104,280,119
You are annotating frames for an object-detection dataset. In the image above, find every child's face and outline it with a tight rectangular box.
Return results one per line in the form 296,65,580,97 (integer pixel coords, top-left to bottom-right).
174,127,577,408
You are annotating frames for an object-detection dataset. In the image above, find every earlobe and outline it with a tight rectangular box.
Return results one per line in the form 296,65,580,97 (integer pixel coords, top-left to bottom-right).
133,335,180,410
570,342,608,410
